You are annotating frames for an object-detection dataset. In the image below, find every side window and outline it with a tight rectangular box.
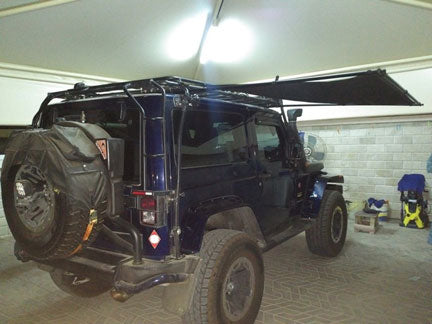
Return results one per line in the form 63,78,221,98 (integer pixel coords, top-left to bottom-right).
174,110,248,168
255,124,283,163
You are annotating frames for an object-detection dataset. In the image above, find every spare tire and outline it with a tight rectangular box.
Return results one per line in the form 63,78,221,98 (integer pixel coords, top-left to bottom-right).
1,124,111,260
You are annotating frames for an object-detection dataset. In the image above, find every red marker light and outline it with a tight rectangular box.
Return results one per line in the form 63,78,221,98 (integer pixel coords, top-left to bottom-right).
132,190,148,196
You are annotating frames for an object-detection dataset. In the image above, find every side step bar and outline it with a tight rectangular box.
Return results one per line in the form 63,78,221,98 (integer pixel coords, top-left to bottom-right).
262,219,313,252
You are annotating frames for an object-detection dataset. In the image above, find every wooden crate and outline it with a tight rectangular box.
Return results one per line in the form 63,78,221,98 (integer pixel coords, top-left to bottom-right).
354,211,378,234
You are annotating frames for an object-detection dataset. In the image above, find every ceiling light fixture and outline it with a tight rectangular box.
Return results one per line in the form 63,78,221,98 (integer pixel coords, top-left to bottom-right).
166,11,209,61
199,18,253,64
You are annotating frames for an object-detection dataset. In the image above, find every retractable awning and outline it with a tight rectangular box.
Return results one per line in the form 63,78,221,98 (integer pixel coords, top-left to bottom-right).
211,69,422,106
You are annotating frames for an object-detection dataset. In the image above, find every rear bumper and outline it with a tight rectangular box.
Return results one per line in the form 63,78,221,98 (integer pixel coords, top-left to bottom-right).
37,247,200,296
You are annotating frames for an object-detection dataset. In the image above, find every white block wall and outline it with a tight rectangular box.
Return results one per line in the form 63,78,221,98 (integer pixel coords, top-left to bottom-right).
300,120,432,218
0,62,122,125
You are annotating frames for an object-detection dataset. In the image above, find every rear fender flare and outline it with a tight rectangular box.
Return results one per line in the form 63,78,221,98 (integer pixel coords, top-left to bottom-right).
181,201,265,253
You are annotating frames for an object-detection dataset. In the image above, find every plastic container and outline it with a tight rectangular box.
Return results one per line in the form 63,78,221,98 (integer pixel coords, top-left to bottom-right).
377,203,389,222
369,200,389,223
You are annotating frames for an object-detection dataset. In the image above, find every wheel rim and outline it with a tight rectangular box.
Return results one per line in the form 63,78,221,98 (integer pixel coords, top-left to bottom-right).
331,206,344,243
222,256,255,321
13,165,55,233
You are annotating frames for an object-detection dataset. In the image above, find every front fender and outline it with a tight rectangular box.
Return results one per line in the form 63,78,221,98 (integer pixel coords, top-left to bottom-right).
306,175,344,218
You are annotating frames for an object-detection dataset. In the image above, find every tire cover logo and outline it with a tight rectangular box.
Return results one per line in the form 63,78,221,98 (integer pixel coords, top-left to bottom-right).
95,139,107,160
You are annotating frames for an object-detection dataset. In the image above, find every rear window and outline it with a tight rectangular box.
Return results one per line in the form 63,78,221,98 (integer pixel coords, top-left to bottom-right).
174,110,248,168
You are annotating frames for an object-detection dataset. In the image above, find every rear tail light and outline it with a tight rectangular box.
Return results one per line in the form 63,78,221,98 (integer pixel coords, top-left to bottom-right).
140,196,156,210
141,211,156,225
139,196,157,225
130,191,166,227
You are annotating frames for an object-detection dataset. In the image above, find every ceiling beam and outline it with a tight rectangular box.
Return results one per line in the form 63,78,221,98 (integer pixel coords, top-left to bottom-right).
0,0,77,18
0,62,123,85
381,0,432,10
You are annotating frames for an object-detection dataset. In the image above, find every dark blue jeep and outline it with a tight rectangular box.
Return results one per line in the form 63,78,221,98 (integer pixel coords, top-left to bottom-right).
1,71,420,323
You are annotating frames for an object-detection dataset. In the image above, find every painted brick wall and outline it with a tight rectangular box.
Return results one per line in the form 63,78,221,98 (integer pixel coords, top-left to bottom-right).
0,154,9,237
300,120,432,219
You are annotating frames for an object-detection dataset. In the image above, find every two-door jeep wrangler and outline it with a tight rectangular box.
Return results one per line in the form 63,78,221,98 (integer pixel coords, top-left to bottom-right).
1,70,420,323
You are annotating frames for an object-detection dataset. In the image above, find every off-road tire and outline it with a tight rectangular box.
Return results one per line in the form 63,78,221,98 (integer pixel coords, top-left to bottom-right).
1,123,111,260
305,190,347,257
50,268,111,297
3,165,108,260
183,229,264,324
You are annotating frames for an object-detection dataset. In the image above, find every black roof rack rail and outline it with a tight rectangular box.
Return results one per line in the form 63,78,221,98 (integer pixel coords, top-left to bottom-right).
46,76,278,106
32,76,280,126
32,76,280,127
45,76,205,100
198,90,279,108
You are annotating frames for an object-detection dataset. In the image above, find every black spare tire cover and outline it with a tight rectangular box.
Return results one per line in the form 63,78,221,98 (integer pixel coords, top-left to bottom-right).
1,124,111,260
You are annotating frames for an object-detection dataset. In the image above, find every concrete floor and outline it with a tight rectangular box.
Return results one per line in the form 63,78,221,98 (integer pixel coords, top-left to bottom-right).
0,220,431,324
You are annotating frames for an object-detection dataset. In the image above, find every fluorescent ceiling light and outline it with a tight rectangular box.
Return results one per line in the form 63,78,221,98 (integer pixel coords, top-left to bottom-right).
166,12,209,61
200,19,253,64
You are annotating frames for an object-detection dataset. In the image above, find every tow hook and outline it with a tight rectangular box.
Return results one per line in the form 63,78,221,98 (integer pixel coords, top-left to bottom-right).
110,288,131,302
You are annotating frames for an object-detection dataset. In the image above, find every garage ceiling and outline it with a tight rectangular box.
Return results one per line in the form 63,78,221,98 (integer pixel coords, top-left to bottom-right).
0,0,431,83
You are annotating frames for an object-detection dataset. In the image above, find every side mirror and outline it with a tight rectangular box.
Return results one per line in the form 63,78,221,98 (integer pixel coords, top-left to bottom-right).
287,109,303,122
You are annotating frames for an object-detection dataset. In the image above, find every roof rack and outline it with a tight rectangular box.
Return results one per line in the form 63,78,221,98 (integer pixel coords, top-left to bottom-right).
32,75,280,128
33,70,420,127
44,76,279,108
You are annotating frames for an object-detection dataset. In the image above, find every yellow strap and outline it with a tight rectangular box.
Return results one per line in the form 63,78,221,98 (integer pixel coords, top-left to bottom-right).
68,209,98,256
82,221,96,241
83,209,98,241
69,243,83,256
